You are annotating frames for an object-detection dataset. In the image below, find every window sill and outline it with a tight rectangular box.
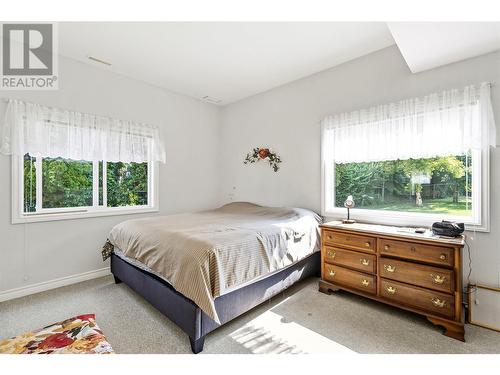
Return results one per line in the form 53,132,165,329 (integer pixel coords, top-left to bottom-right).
12,206,159,224
322,208,489,233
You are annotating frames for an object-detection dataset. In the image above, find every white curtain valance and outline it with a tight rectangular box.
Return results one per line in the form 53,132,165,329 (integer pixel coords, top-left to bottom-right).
0,99,166,163
322,82,496,164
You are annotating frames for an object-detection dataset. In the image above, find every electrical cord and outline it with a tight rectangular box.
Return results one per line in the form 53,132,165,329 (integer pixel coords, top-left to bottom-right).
463,236,476,295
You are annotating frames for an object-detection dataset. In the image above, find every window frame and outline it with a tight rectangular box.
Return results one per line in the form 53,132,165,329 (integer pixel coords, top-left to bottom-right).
11,155,159,224
321,132,491,232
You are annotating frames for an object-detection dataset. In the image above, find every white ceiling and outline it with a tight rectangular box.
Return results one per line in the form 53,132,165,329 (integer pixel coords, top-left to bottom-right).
58,22,395,105
56,22,500,106
388,22,500,73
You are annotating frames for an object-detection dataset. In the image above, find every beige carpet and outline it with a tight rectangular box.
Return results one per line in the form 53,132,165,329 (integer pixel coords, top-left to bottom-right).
1,276,499,354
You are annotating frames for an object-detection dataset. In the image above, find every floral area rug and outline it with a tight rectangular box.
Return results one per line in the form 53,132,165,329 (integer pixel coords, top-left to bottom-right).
0,314,114,354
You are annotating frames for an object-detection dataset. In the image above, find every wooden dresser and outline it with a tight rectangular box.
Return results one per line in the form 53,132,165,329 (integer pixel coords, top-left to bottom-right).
319,221,465,341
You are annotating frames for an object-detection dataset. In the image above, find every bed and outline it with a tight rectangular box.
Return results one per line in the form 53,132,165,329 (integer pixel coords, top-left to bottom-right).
102,202,322,353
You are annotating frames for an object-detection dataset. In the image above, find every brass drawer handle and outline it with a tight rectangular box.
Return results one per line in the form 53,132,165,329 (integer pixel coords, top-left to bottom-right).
410,246,416,252
365,241,371,248
386,286,397,294
439,254,447,261
328,269,335,277
327,250,336,259
361,279,370,287
431,297,446,308
384,264,396,273
360,258,370,266
327,235,333,240
384,245,390,251
431,274,446,284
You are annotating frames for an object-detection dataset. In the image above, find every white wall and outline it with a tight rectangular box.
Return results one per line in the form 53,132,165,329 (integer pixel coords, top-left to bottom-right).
0,56,220,294
219,45,500,288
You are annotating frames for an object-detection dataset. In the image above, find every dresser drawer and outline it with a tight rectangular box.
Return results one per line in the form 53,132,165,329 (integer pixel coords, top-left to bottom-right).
323,229,375,252
380,279,455,319
380,238,454,267
324,246,376,274
324,264,376,294
379,257,454,293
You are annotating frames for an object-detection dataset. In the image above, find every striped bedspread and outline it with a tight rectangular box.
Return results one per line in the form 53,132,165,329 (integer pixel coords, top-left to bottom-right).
105,202,322,322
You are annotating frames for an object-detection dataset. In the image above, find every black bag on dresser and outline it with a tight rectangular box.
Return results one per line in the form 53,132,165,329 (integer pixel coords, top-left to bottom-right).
431,221,464,237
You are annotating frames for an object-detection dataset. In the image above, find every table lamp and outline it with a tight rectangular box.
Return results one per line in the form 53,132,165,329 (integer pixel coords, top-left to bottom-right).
342,195,356,224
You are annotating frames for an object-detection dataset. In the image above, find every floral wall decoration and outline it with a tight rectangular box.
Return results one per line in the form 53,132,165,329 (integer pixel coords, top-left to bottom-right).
244,147,282,172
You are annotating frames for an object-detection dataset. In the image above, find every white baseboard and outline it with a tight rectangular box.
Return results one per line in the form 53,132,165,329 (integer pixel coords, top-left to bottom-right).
0,267,111,303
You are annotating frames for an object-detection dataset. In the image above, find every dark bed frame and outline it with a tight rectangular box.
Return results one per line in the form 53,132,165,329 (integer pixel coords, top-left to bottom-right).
110,252,320,353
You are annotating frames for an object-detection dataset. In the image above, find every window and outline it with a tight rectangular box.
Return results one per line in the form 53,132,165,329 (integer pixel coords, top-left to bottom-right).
2,99,165,223
16,154,156,222
322,83,495,231
324,151,485,229
106,161,149,207
334,153,477,218
40,157,93,209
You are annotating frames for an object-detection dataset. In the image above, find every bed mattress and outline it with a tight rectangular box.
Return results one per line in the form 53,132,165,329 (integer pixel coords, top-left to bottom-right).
113,246,312,297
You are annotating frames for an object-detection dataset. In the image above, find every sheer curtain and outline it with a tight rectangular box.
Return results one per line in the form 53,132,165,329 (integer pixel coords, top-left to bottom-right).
322,82,496,164
1,99,166,163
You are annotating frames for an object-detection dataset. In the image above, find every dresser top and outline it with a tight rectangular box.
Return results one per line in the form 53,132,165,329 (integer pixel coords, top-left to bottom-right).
321,221,465,246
